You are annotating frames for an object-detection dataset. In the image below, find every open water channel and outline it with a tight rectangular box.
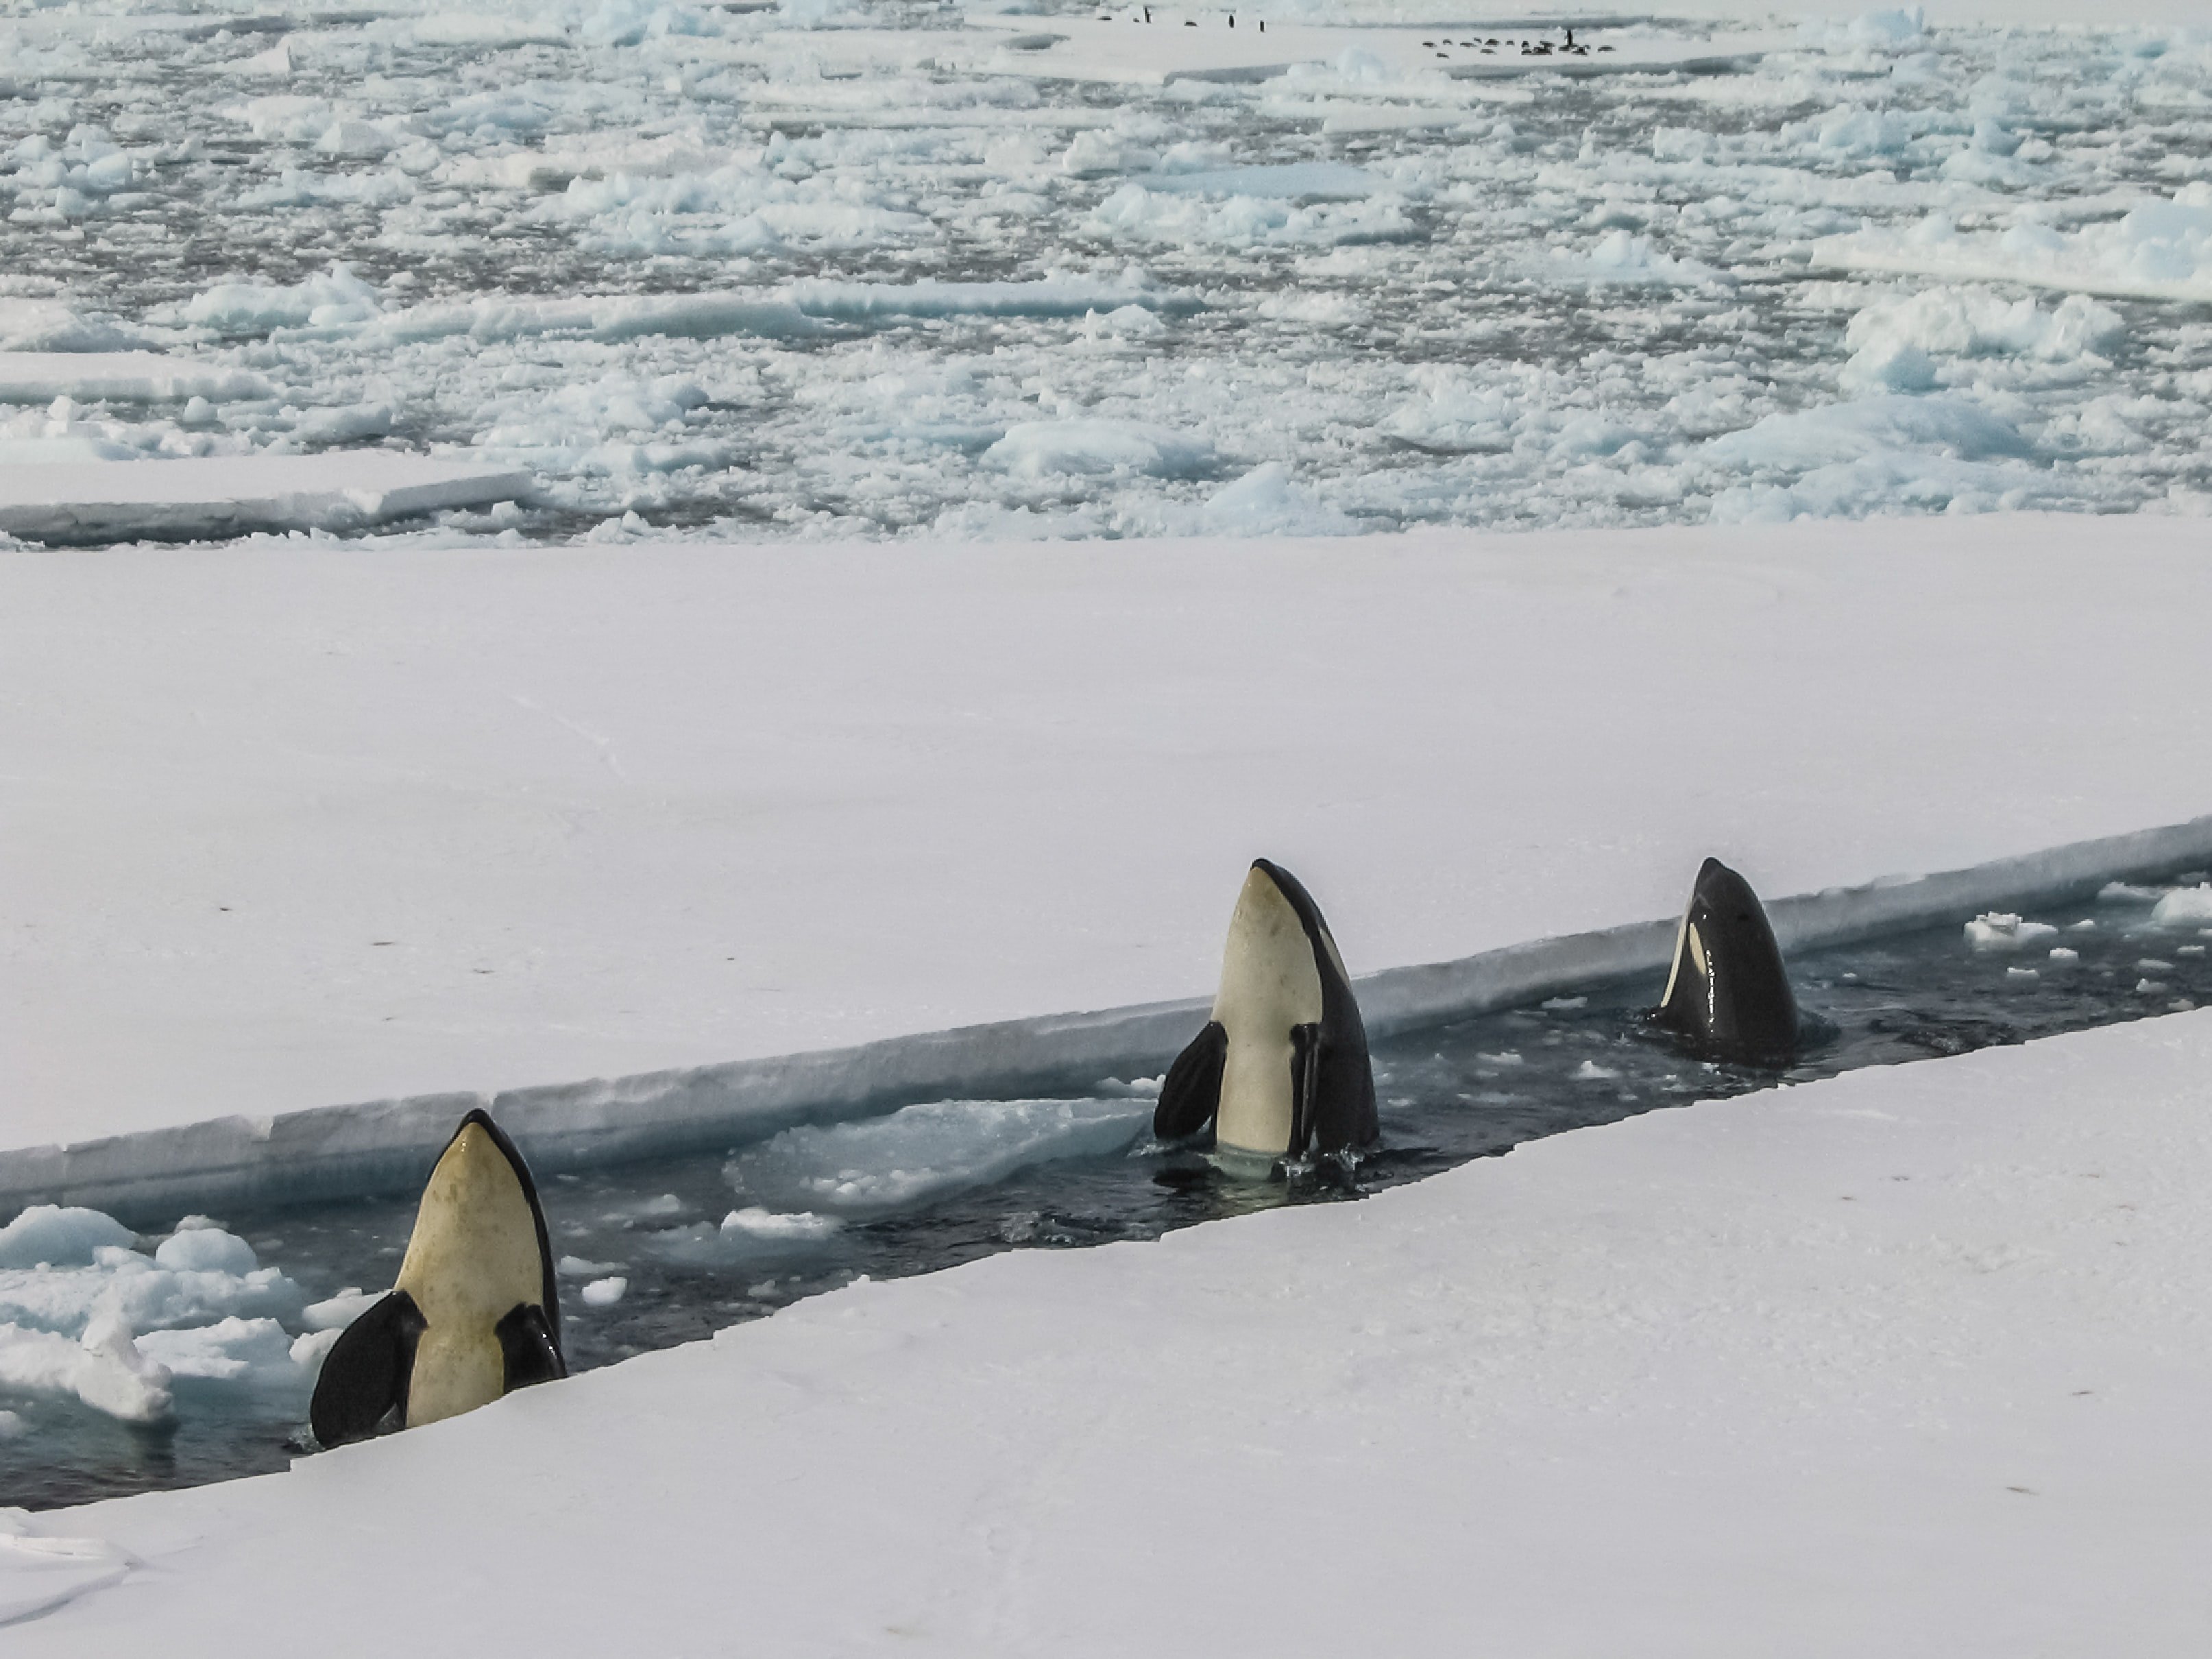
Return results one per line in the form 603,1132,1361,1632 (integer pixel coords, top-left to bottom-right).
8,871,2211,1509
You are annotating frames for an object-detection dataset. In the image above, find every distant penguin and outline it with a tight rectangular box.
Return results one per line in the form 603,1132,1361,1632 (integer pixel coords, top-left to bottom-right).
1648,858,1806,1065
1154,859,1378,1163
310,1108,565,1447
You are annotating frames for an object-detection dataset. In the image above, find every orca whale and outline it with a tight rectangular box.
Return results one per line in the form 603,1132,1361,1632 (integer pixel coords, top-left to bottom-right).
310,1108,566,1448
1648,857,1806,1065
1153,858,1378,1162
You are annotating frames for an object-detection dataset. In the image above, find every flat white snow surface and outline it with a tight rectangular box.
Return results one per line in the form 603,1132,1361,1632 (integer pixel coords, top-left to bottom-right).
11,1009,2212,1652
5,3,2212,538
8,512,2212,1154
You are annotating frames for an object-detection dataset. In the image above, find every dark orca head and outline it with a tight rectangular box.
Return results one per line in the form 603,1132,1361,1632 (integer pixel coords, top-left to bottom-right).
1649,858,1801,1065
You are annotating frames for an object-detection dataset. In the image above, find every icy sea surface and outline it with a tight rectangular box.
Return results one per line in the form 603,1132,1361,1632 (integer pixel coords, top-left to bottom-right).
3,2,2212,540
7,875,2212,1508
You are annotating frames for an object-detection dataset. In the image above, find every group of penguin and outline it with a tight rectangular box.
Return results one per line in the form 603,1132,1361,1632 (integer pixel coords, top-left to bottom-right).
311,853,1812,1449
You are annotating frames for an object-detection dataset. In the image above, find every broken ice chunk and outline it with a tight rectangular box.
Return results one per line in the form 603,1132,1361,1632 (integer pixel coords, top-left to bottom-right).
1965,912,2056,951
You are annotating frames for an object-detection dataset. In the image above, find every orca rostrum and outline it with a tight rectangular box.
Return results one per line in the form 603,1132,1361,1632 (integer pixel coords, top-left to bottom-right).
1649,857,1806,1065
310,1108,566,1447
1153,858,1378,1162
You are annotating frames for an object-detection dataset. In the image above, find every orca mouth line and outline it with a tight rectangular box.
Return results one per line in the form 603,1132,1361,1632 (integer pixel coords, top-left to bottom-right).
7,869,2211,1510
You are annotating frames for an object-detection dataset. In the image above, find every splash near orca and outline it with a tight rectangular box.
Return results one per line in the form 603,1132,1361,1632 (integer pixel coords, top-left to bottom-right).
1649,857,1808,1065
1154,858,1378,1161
310,1108,565,1447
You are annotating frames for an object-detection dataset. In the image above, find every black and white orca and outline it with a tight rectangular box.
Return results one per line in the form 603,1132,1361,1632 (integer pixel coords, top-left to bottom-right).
310,1108,566,1448
1648,857,1807,1065
1153,858,1378,1163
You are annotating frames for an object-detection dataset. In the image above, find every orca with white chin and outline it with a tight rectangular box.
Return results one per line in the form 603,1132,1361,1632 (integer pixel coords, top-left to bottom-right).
310,1107,566,1447
1647,857,1814,1066
1153,858,1378,1165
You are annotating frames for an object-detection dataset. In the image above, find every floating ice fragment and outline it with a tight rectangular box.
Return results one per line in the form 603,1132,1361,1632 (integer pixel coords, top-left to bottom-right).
1202,462,1354,535
1965,912,2057,951
0,1313,173,1422
720,1208,842,1240
180,263,384,335
154,1227,257,1276
137,1316,308,1389
302,1287,384,1329
581,1277,628,1308
2007,967,2039,982
1572,1060,1620,1081
557,1256,625,1279
0,1207,133,1270
984,418,1213,480
236,42,292,77
729,1097,1148,1219
2149,884,2212,928
2048,947,2079,962
1476,1051,1524,1066
1542,996,1586,1011
0,1411,20,1439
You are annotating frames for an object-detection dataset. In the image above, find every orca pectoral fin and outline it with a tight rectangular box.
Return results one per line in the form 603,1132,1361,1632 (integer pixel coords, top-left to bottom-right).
1154,1021,1226,1141
496,1302,567,1392
309,1290,426,1449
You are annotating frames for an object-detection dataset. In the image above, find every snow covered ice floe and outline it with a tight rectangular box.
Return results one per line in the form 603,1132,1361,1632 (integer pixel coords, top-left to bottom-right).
0,1512,130,1631
8,513,2212,1180
1816,184,2212,305
0,354,271,406
0,455,532,542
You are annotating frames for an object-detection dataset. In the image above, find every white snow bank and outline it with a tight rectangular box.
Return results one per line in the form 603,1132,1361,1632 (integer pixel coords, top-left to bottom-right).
0,354,272,405
728,1096,1150,1219
1815,186,2212,304
8,515,2212,1215
0,455,531,542
0,1512,130,1630
21,1008,2212,1653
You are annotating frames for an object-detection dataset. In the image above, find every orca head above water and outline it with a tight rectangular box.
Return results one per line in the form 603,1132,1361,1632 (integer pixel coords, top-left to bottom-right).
308,1107,566,1449
1153,858,1378,1165
1649,856,1805,1066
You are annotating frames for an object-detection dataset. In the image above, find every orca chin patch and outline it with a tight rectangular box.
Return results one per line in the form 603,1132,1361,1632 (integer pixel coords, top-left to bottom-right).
1154,858,1378,1163
1649,856,1808,1066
